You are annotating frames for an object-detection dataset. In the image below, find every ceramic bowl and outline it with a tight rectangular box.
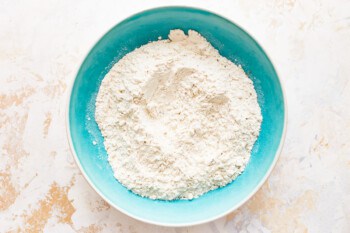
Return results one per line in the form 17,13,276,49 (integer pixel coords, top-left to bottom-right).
67,6,286,226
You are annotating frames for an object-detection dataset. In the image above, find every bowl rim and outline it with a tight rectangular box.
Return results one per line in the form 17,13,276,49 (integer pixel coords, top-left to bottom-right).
65,6,288,227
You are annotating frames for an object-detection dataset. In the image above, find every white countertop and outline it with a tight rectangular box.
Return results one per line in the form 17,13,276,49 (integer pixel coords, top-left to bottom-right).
1,0,349,232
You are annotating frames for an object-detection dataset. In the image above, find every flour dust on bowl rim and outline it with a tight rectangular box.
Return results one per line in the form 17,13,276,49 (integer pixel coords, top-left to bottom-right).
67,6,286,226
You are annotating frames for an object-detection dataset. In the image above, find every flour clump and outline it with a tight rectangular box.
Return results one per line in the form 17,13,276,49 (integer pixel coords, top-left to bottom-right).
95,30,262,200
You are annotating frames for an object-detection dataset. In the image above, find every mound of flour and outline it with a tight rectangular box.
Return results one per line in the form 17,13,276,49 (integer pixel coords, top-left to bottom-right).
95,30,262,200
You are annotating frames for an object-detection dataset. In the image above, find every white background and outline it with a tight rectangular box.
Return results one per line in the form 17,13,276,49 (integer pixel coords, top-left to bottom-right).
1,0,350,232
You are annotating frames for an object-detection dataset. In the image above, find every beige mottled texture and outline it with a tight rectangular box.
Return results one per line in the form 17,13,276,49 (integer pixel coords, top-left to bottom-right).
0,0,349,232
0,168,19,211
23,182,75,233
43,112,52,138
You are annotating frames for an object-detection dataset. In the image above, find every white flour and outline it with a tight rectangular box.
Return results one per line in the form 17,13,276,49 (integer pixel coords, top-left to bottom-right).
95,30,262,200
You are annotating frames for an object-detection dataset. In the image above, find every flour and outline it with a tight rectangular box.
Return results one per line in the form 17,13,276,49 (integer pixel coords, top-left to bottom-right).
95,30,262,200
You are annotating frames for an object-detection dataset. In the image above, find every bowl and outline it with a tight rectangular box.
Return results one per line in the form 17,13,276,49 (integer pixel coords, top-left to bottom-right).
67,6,286,226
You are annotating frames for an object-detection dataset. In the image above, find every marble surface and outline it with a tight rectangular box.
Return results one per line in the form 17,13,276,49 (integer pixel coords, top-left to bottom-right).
1,0,350,232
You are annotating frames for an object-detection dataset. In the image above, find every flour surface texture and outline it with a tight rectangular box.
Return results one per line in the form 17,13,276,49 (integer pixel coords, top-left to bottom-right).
95,30,262,200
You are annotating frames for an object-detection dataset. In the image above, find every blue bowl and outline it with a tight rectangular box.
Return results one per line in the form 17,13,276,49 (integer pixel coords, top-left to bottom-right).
67,7,286,226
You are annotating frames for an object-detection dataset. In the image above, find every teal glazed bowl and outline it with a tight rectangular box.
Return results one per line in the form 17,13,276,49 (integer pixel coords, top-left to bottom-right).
67,7,286,226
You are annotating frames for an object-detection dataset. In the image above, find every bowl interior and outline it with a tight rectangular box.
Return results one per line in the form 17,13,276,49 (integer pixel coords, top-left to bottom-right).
68,7,285,226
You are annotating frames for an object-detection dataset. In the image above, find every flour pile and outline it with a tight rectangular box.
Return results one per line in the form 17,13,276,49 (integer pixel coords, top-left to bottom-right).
95,30,262,200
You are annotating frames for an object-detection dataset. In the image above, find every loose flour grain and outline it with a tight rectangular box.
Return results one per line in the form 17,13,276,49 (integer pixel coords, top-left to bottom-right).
95,30,262,200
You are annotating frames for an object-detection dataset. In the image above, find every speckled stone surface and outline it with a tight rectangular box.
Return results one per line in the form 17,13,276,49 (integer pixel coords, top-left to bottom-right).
1,0,350,232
